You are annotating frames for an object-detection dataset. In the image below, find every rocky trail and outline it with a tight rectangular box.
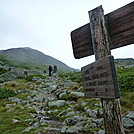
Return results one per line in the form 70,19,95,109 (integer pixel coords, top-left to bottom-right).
0,73,134,134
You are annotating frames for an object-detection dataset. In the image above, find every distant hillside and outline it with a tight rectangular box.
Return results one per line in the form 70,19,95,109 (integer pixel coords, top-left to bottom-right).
114,58,134,68
0,47,74,72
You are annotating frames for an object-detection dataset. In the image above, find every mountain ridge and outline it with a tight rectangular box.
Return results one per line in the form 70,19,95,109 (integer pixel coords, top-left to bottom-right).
114,58,134,67
0,47,74,72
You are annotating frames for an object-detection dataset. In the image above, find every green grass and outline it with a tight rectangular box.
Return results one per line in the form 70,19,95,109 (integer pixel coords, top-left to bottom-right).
120,92,134,112
59,71,82,83
0,68,8,75
0,67,133,133
0,102,32,134
24,74,47,82
117,67,134,94
59,67,134,112
0,88,17,100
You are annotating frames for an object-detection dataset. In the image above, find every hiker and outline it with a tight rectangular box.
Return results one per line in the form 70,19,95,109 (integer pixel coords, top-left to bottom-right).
53,65,57,74
43,69,46,73
48,65,53,76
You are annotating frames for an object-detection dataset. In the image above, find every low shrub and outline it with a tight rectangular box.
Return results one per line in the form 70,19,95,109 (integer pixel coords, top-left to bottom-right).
0,88,17,100
0,68,8,75
59,71,82,83
117,67,134,94
24,74,46,81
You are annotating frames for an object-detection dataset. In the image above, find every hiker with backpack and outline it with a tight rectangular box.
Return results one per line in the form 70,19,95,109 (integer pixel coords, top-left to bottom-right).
48,65,53,76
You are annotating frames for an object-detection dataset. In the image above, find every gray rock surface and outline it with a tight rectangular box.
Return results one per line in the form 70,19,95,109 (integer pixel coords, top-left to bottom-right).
0,72,133,134
98,130,105,134
0,69,25,83
66,126,81,133
48,100,66,107
126,111,134,120
122,117,134,128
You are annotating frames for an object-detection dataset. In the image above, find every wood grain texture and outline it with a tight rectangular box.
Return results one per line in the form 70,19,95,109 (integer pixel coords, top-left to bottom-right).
71,2,134,59
88,6,124,133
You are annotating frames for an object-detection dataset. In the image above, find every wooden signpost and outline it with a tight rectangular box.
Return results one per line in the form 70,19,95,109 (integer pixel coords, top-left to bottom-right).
71,2,134,134
71,2,134,59
81,56,120,98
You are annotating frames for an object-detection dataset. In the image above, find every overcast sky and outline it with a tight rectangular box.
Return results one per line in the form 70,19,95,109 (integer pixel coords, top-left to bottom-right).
0,0,133,69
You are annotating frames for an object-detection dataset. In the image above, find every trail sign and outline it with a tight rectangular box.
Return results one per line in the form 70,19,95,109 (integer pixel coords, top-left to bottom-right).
71,2,134,59
69,2,134,133
81,56,120,98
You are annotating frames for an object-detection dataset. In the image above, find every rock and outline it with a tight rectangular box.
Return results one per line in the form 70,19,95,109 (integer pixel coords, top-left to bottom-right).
34,94,45,102
25,119,34,122
48,100,65,107
51,85,58,91
126,111,134,120
59,92,68,99
81,101,88,106
98,109,103,117
5,104,12,107
0,69,25,83
20,101,29,104
61,126,68,133
64,116,80,125
47,97,55,101
22,126,33,132
32,77,41,81
93,118,104,125
75,121,86,127
69,91,84,99
122,117,134,128
89,123,97,128
66,126,81,133
55,89,68,98
32,122,40,128
9,98,21,103
0,61,4,66
86,109,98,118
43,127,60,132
65,111,75,117
7,107,15,112
64,80,74,87
84,106,89,111
98,130,105,134
27,70,43,76
39,116,50,122
11,119,20,124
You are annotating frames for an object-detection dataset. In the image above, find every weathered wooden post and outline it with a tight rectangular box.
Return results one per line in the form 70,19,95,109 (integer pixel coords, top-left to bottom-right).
71,2,134,134
88,6,124,133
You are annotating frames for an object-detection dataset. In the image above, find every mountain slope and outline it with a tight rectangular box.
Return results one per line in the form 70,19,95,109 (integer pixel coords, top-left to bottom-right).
114,58,134,67
0,47,74,72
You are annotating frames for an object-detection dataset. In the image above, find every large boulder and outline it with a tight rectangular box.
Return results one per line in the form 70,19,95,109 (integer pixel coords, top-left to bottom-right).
48,100,66,108
126,111,134,120
122,117,134,128
0,69,25,83
26,70,44,76
66,126,81,133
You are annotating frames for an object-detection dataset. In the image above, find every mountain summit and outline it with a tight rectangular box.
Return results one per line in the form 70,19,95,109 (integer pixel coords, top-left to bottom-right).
0,47,74,72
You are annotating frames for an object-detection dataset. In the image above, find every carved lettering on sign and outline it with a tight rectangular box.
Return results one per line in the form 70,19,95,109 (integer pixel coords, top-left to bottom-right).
81,56,120,98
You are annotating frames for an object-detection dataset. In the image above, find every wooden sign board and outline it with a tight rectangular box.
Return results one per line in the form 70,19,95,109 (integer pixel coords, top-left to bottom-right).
71,2,134,59
81,56,120,98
